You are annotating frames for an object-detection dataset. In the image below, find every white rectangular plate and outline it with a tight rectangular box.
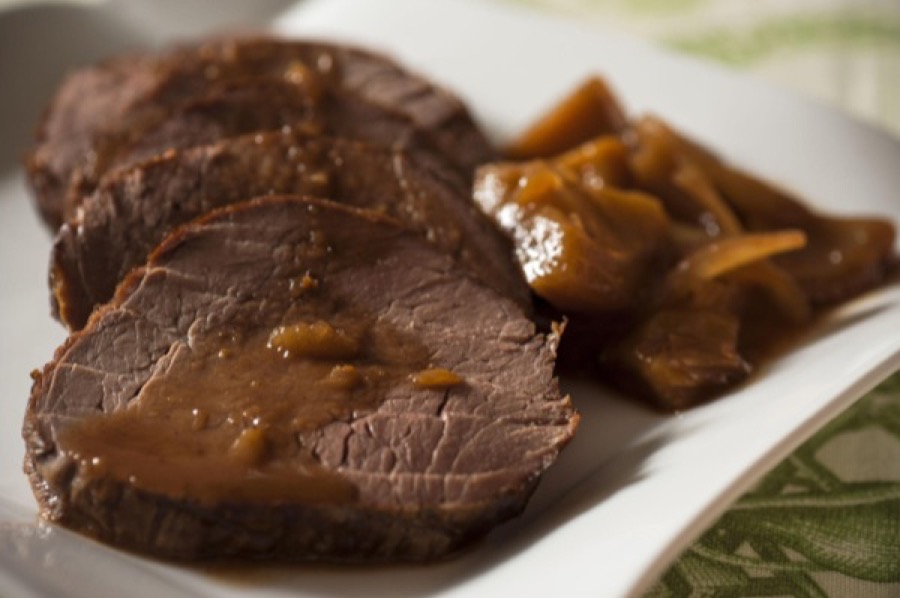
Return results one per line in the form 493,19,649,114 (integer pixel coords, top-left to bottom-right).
2,0,900,596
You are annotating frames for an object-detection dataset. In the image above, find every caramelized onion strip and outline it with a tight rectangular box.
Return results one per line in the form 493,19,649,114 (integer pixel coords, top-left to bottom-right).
672,230,807,282
667,230,811,323
630,116,743,237
727,260,811,323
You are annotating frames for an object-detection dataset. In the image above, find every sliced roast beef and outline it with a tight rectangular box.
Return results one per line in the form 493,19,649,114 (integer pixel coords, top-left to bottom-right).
55,78,462,222
26,37,495,229
24,196,577,562
100,78,322,181
51,130,527,330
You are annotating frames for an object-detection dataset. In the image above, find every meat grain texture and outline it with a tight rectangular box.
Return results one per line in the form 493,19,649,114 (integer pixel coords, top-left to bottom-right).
24,198,577,561
23,36,574,563
27,37,495,229
51,131,527,330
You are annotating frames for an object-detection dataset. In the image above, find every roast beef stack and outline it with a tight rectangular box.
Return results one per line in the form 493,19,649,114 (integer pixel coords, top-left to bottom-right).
22,37,578,561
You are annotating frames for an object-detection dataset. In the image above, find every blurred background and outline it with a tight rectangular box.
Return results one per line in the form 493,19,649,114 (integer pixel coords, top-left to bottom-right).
1,0,897,136
499,0,900,137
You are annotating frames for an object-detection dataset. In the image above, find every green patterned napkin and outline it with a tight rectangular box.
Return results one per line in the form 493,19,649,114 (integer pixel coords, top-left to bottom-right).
647,375,900,597
498,1,900,595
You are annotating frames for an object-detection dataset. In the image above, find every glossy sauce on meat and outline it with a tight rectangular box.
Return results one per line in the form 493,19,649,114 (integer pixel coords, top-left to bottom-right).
56,306,435,506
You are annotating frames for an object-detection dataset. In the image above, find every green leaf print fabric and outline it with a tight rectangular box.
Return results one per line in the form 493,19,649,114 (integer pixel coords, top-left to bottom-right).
498,1,900,595
647,379,900,596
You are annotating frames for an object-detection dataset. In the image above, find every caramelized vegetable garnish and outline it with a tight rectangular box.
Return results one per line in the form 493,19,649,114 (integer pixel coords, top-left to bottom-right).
475,148,668,312
652,116,897,304
666,231,806,288
268,321,360,360
505,77,628,160
411,368,464,388
604,307,750,410
480,75,897,409
630,116,742,237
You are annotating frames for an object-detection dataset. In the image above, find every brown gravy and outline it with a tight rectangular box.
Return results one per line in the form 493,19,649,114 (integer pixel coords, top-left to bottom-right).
58,311,435,506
